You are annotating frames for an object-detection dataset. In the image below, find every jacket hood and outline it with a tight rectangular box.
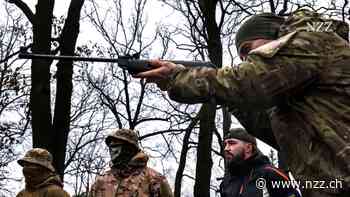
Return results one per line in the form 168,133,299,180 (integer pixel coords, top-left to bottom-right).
128,151,149,167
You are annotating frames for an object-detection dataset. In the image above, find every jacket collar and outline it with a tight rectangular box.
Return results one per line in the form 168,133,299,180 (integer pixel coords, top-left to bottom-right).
228,150,270,176
26,174,63,191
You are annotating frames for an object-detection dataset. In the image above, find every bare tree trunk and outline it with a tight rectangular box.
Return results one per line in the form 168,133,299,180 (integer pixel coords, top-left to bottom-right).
194,103,216,197
31,0,55,150
194,1,221,196
52,0,85,179
11,0,85,179
174,114,200,197
222,107,231,135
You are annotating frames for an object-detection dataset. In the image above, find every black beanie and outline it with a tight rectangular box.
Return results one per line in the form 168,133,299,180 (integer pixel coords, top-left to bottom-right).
235,13,285,52
224,128,257,145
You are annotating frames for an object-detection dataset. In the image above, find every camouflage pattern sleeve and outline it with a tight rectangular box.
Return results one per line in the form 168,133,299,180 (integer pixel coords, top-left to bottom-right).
165,66,245,105
88,172,118,197
147,168,174,197
164,60,317,110
161,31,323,110
159,178,174,197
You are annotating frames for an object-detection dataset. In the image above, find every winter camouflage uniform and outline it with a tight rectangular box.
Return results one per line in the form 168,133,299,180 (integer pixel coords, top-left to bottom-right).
16,148,70,197
158,10,350,196
89,129,173,197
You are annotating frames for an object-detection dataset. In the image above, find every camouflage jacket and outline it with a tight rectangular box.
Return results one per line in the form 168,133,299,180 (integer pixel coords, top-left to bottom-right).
89,152,173,197
16,175,70,197
160,9,350,194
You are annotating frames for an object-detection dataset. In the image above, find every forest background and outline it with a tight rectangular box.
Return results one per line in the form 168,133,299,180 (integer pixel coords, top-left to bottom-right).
0,0,349,196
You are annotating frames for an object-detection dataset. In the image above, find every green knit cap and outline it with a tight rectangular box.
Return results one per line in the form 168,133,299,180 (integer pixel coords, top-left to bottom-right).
224,128,257,145
235,13,285,53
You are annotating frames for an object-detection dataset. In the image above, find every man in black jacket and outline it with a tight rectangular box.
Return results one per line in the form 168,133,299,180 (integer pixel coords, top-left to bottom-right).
220,128,300,197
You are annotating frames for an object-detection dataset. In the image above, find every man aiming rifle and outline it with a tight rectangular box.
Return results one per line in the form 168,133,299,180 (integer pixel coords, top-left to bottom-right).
134,9,350,197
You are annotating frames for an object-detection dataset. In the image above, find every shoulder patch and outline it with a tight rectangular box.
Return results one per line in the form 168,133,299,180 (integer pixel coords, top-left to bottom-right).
249,31,297,58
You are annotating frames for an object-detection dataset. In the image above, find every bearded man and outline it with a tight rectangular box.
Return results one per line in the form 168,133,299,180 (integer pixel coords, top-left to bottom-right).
220,128,300,197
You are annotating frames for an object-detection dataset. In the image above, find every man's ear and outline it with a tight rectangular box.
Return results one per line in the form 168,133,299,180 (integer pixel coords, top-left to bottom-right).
244,143,253,155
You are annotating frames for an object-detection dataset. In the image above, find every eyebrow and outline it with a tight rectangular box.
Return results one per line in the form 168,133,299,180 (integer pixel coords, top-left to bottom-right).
224,139,238,143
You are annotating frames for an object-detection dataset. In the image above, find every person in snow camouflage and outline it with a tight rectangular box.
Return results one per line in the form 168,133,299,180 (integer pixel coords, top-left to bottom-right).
16,148,70,197
134,9,350,197
89,128,173,197
220,128,300,197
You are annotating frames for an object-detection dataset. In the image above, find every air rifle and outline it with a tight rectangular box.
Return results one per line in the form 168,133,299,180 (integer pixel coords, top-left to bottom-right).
18,47,216,74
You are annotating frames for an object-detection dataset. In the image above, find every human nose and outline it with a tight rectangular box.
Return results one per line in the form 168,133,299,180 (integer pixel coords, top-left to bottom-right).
224,143,230,151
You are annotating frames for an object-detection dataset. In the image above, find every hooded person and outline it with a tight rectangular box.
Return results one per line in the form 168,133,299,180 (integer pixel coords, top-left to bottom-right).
220,128,300,197
89,128,174,197
16,148,70,197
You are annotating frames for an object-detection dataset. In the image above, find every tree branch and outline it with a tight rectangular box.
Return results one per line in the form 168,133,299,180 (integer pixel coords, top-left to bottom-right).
7,0,35,24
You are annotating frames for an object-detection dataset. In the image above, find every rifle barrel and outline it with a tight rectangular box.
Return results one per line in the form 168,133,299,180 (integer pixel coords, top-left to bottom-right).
18,52,217,74
19,52,119,63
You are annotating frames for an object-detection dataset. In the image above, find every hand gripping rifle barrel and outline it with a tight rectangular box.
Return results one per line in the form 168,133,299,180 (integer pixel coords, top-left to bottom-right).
18,47,217,74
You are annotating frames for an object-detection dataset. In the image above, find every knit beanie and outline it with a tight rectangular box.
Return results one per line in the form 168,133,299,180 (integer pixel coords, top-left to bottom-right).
224,128,257,145
235,13,285,53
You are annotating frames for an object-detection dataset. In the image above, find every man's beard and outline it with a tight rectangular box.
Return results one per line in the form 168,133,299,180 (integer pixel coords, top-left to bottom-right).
225,149,245,170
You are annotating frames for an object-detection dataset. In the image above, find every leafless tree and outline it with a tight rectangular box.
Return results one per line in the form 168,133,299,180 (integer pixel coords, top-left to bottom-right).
0,3,30,195
4,0,86,179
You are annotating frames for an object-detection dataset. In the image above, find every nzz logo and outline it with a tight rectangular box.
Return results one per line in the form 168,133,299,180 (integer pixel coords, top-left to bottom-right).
306,21,333,32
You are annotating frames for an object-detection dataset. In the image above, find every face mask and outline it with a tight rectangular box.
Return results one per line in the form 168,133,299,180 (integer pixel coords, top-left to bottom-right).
109,143,138,167
23,165,51,187
109,145,123,162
